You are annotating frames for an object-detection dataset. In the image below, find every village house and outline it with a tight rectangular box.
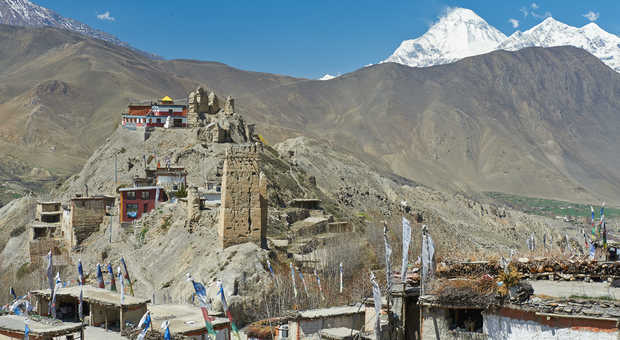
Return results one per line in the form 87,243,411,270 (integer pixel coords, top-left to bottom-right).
30,286,149,332
62,195,115,247
121,96,188,128
405,260,620,340
155,166,187,193
119,186,167,223
287,305,366,340
0,314,83,340
148,304,231,340
28,201,71,266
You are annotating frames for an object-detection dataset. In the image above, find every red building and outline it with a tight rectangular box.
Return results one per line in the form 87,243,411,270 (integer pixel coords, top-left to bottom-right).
119,186,167,223
121,96,188,128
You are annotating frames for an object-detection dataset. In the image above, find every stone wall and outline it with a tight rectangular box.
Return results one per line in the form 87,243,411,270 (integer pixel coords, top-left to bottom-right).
218,144,267,249
28,238,71,266
421,306,488,340
71,197,113,245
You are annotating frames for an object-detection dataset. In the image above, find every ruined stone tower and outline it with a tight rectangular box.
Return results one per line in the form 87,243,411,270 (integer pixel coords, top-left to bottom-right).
218,144,267,248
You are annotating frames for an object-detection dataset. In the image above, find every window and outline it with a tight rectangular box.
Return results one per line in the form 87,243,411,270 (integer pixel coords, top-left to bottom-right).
157,118,161,123
143,203,149,213
126,191,136,200
126,204,138,219
448,309,483,333
141,191,150,200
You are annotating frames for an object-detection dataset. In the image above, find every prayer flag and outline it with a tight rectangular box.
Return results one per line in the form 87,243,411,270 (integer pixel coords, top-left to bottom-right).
107,263,116,291
370,272,382,340
77,259,84,285
161,320,171,340
10,287,16,300
96,264,105,288
120,257,135,296
421,225,435,295
136,311,151,340
401,217,412,282
118,267,124,305
187,274,216,340
298,269,309,296
339,262,344,294
78,284,83,321
46,251,55,318
290,263,298,299
267,260,276,285
24,322,29,340
314,269,325,300
217,282,241,340
383,224,393,293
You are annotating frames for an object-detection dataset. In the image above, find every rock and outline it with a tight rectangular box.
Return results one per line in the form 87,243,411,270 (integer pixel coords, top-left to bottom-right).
518,257,530,263
208,91,220,114
223,96,234,114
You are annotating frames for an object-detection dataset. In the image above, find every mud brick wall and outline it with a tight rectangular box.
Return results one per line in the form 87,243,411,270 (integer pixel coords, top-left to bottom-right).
71,198,109,244
28,238,71,266
218,144,267,248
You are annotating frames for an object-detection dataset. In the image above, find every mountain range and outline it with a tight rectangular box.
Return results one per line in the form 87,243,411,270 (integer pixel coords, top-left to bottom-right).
0,0,159,58
384,8,620,73
2,22,620,206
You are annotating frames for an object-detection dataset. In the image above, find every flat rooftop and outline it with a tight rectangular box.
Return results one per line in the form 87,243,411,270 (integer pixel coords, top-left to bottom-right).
119,186,163,192
148,304,229,334
297,304,364,319
31,286,150,307
528,280,620,300
0,315,82,336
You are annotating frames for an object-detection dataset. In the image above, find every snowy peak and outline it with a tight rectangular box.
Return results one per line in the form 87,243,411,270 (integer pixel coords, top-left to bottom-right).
384,8,507,67
385,8,620,73
499,17,620,71
0,0,127,47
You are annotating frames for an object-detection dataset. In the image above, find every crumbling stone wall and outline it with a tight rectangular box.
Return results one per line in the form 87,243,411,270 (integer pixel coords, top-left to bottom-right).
218,144,267,248
70,198,113,245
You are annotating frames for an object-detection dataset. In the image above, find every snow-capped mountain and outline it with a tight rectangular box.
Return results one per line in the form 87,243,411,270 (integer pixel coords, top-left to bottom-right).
384,8,507,67
319,74,337,80
499,17,620,72
385,8,620,72
0,0,128,48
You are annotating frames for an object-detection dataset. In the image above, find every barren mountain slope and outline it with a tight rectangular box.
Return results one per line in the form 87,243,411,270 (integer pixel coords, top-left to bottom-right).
2,24,620,206
0,126,579,308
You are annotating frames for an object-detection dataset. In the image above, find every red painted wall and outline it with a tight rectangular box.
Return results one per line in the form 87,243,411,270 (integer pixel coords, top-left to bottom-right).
120,188,166,223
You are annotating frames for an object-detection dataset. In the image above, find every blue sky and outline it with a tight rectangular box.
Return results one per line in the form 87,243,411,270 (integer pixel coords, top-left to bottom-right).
36,0,620,79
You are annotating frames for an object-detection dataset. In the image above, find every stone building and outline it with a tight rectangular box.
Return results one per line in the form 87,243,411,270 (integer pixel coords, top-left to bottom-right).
64,196,115,246
31,286,149,332
218,144,267,249
28,201,71,266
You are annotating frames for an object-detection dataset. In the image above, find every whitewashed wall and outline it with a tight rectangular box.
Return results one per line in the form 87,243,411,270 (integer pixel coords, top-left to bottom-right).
484,314,617,340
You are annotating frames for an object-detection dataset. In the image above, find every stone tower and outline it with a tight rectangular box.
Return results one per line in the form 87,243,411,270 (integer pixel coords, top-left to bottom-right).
218,144,267,248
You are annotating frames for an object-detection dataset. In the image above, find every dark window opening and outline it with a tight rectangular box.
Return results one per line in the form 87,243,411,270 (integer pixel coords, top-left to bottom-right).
448,309,483,333
126,191,136,200
33,227,53,239
143,203,149,213
157,118,161,124
141,191,150,200
127,204,138,219
42,214,60,223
